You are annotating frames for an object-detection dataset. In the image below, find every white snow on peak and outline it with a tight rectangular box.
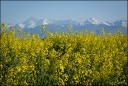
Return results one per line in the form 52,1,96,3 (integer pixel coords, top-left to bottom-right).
100,21,111,26
106,21,114,26
23,17,38,28
88,17,101,25
42,19,49,25
121,21,127,27
41,19,54,25
27,20,36,28
90,17,96,20
11,17,127,29
19,23,25,29
87,17,111,26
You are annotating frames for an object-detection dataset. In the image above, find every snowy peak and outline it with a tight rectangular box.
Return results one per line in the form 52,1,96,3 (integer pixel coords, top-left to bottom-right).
121,21,127,27
7,17,127,29
88,17,101,25
42,19,54,25
113,20,127,27
23,18,38,28
23,17,39,24
83,17,117,26
83,17,100,25
18,18,54,28
90,17,97,21
42,19,49,25
18,23,25,29
37,19,54,26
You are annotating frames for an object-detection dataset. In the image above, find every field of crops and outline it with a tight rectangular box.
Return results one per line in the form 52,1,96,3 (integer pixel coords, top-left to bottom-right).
0,24,128,85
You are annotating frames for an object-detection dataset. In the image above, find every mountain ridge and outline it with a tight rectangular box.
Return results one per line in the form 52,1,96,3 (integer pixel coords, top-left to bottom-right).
4,17,127,35
6,17,127,29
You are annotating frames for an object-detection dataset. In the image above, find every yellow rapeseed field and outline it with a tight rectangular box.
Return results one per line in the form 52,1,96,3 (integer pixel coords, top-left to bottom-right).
0,24,127,85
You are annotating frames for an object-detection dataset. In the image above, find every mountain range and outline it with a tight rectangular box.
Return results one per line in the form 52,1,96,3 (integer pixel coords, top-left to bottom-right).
7,17,127,35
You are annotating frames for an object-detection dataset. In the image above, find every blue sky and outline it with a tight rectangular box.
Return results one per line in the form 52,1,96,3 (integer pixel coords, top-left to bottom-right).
1,1,127,24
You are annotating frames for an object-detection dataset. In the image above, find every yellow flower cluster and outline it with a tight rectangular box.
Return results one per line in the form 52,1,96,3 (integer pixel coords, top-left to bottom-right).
0,25,127,85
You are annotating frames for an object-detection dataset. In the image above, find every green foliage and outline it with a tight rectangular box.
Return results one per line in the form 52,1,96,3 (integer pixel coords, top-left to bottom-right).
0,24,127,85
1,23,7,29
40,25,46,29
40,25,46,39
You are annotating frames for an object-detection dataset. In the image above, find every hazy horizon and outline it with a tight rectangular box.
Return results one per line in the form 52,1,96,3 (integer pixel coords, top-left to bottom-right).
1,1,127,24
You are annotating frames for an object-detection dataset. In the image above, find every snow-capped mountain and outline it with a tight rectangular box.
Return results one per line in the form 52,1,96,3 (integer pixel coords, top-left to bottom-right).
121,21,127,27
37,19,55,26
23,17,38,28
5,17,127,35
15,18,55,29
12,17,127,29
84,17,112,26
113,20,127,27
18,23,25,29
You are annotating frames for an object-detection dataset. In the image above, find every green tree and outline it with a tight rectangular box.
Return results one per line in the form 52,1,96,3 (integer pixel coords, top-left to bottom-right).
10,26,15,32
1,23,7,29
101,28,105,36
